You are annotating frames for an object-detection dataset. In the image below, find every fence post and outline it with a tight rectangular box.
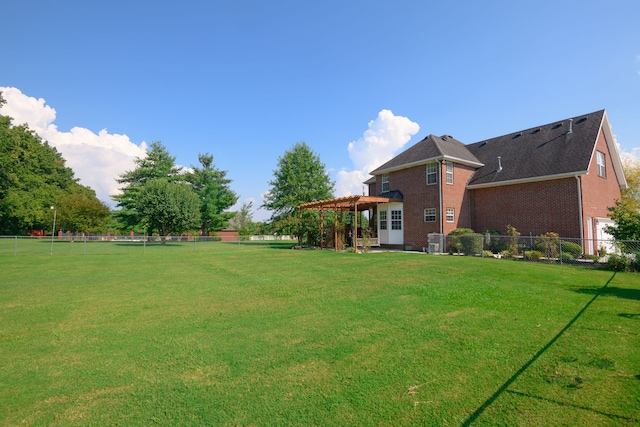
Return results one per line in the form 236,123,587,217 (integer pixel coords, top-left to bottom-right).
559,240,563,265
83,233,87,255
14,236,17,256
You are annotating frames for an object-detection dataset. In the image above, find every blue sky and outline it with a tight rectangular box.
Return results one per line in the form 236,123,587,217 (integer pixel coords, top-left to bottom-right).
2,0,639,221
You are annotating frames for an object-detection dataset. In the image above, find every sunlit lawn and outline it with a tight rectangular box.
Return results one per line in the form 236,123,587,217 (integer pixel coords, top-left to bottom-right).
1,241,638,425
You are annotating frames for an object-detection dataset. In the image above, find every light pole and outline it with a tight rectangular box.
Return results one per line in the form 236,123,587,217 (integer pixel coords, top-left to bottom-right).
50,206,57,256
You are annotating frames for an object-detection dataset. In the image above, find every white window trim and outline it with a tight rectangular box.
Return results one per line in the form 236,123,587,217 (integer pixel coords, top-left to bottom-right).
380,210,388,230
597,151,606,177
446,207,455,223
382,174,390,192
446,162,454,185
424,208,436,222
426,163,437,185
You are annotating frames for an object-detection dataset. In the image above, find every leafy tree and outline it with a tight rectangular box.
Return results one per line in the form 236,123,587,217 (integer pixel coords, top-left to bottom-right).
185,153,237,234
620,157,640,211
112,141,182,231
229,201,255,236
0,94,105,235
53,191,110,234
604,159,640,242
262,142,334,244
606,200,640,241
137,179,201,244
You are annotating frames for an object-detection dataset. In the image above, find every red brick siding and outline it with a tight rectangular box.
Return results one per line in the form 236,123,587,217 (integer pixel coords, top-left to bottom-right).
580,129,622,247
470,178,581,237
441,162,475,234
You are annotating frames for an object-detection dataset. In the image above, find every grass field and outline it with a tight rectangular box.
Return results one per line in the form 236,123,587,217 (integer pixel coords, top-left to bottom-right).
1,241,639,426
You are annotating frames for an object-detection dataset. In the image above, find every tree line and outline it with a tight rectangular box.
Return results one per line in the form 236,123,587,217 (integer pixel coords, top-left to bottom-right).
0,92,338,242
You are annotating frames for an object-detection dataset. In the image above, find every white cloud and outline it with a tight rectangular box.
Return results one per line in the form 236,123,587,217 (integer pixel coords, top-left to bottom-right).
0,87,147,205
335,109,419,197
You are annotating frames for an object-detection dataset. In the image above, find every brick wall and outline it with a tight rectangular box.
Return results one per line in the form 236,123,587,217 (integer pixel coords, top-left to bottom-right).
580,129,622,248
470,178,581,237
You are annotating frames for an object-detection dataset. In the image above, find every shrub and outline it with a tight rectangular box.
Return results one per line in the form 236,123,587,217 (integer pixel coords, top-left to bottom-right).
482,250,494,258
606,254,629,272
524,250,543,261
449,228,475,254
560,253,575,262
459,234,483,256
535,232,560,259
629,253,640,272
561,241,583,258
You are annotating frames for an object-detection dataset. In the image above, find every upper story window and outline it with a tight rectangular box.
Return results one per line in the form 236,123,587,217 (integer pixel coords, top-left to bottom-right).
445,162,454,184
426,163,437,185
382,174,390,192
596,151,606,177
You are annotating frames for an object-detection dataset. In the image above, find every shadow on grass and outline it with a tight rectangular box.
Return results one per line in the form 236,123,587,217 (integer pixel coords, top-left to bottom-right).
462,272,617,426
505,390,637,423
575,286,640,301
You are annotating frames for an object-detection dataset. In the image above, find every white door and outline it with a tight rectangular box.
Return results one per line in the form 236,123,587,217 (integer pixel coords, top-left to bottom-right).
378,203,403,245
595,218,617,254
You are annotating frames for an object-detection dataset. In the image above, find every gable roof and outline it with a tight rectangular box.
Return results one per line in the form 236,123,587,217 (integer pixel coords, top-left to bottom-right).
369,134,483,175
366,109,627,190
466,109,626,188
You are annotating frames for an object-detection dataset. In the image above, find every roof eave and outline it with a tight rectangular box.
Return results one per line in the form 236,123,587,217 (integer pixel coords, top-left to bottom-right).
600,111,628,190
371,156,483,175
466,170,588,190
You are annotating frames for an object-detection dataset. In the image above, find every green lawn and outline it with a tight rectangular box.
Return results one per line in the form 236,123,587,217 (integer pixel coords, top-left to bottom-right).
1,242,638,426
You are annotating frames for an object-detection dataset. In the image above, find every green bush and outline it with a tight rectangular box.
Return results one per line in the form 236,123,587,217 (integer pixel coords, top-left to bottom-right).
482,250,494,258
629,253,640,272
459,234,483,256
561,241,583,258
524,250,543,261
560,253,575,262
448,228,475,254
606,254,629,272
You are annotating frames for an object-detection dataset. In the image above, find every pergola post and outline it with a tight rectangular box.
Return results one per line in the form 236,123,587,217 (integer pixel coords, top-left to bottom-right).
354,201,358,253
319,209,323,249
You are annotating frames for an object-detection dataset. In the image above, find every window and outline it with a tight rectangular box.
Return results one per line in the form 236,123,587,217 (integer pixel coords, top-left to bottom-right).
380,210,387,230
427,163,437,185
382,174,389,192
446,208,455,223
391,210,402,230
597,151,606,177
445,162,454,184
424,208,436,222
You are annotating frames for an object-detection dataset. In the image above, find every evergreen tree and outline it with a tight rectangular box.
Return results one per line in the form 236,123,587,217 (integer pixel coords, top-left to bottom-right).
262,142,333,244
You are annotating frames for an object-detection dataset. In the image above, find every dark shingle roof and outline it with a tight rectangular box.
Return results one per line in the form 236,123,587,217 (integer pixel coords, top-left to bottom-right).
370,134,482,175
466,110,605,186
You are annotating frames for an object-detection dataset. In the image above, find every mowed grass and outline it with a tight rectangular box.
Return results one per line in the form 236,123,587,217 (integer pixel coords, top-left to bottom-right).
1,242,639,426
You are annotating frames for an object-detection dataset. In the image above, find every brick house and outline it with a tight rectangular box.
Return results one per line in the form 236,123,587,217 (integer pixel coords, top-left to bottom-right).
366,110,627,254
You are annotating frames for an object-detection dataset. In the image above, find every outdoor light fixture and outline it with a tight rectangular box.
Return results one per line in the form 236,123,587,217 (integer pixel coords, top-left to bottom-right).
50,206,56,256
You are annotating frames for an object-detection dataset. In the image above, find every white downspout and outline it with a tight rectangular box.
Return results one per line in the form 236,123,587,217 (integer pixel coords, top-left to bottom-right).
575,175,584,252
438,160,443,235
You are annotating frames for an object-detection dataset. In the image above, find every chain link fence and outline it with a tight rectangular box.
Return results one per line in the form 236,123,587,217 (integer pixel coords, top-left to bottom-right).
427,232,640,271
0,234,297,257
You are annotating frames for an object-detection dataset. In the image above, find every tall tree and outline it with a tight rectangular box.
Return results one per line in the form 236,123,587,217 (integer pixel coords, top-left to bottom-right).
0,93,107,234
137,179,201,244
112,141,182,231
185,153,238,234
229,201,255,236
262,142,334,244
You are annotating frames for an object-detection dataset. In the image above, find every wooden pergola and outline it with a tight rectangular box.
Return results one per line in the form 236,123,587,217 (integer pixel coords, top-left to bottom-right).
298,195,402,251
